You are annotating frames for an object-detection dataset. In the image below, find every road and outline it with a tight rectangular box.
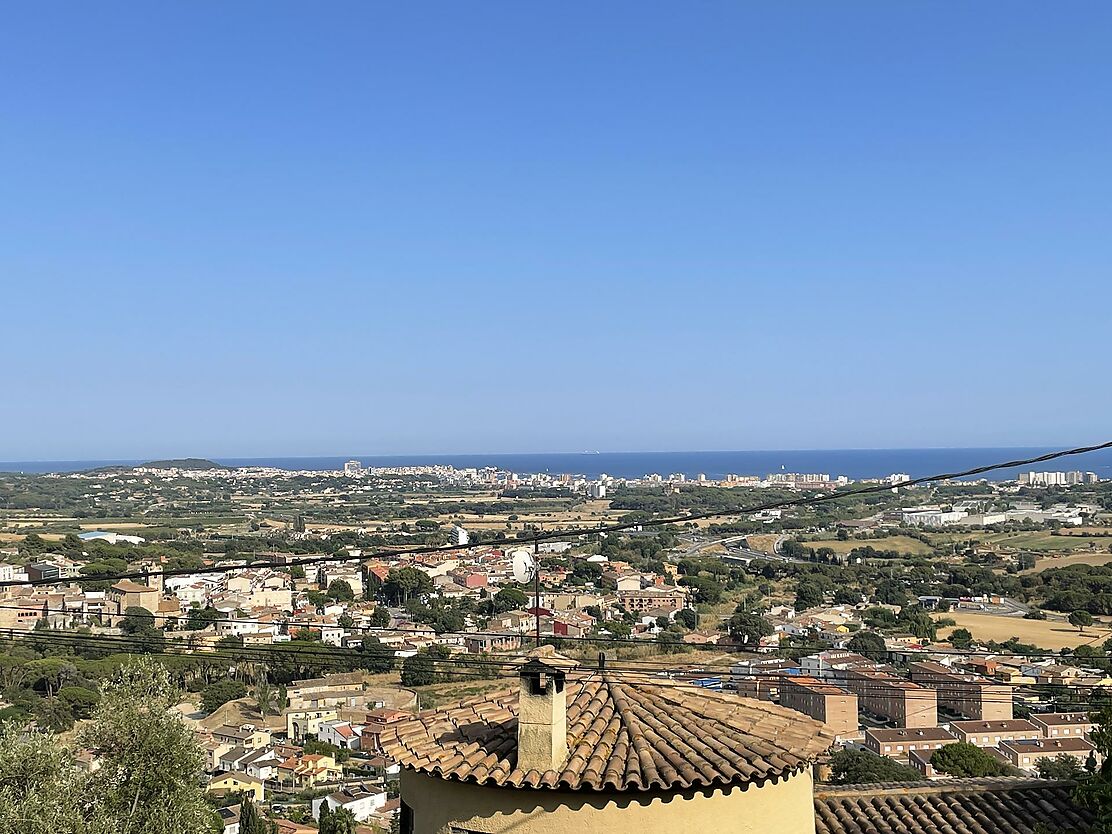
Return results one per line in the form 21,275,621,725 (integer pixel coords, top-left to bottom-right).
677,533,807,565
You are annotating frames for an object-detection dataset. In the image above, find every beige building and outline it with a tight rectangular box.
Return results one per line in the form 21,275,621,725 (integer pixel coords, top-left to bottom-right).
865,727,956,759
843,668,937,728
1000,737,1097,772
779,676,859,738
908,661,1012,720
616,587,687,613
1031,712,1094,739
383,647,833,834
106,580,160,623
948,719,1041,747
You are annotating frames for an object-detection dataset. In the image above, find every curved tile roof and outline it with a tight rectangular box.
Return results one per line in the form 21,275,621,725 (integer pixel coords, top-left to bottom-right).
814,778,1093,834
381,672,833,792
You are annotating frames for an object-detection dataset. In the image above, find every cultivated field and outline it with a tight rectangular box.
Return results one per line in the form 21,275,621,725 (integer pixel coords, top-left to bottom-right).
799,535,936,556
1022,552,1112,574
932,530,1112,553
936,611,1112,650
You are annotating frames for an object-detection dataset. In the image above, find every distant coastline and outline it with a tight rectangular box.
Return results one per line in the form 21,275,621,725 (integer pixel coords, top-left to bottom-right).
2,447,1111,481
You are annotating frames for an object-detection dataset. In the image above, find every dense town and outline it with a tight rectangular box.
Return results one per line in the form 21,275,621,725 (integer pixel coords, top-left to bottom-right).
2,459,1112,831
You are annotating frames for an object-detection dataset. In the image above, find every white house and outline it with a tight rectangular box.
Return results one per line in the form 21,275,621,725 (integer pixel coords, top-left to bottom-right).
311,783,388,822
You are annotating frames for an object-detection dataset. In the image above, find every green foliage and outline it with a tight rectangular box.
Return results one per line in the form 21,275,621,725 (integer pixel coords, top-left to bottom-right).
400,653,436,687
727,612,773,644
846,631,887,661
327,579,355,602
1071,610,1095,632
493,587,529,612
186,606,220,631
930,742,1016,777
674,608,697,629
359,636,397,673
949,628,974,649
829,749,921,784
0,659,222,834
369,607,391,628
1037,753,1086,780
201,679,247,713
239,796,277,834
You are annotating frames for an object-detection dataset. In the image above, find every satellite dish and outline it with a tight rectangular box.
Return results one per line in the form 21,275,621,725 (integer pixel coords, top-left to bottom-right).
511,549,536,584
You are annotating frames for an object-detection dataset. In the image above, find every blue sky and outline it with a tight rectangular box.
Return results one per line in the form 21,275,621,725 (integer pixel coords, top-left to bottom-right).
2,3,1110,459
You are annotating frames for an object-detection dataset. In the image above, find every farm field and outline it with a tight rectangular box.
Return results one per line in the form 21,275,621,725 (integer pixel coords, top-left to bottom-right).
1022,552,1112,574
936,611,1112,650
799,535,936,556
931,530,1112,553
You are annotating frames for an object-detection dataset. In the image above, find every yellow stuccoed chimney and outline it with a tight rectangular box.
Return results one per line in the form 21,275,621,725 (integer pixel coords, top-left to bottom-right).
516,646,578,773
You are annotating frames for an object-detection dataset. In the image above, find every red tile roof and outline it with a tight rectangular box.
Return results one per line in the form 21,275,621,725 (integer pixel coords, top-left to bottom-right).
381,672,832,792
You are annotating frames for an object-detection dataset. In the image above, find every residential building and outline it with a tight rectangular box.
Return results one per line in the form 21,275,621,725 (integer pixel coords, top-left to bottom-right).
865,728,956,759
317,719,363,751
1031,712,1094,739
778,676,859,738
843,668,937,728
285,708,339,741
616,587,687,613
276,753,343,788
948,719,1042,748
207,772,265,802
1000,738,1097,772
908,661,1012,720
311,783,388,822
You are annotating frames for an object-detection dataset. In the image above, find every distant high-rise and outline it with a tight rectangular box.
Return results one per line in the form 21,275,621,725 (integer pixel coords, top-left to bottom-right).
343,459,363,476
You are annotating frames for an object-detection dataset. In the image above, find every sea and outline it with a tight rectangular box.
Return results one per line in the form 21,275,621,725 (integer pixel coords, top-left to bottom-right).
3,447,1112,482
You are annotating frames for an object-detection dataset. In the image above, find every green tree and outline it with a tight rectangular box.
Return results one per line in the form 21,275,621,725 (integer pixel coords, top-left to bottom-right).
360,636,397,674
0,724,88,833
327,579,354,602
1037,753,1086,780
793,580,824,610
369,607,391,628
949,628,974,649
201,679,248,713
829,749,920,784
493,587,529,612
186,606,220,631
1071,610,1095,633
120,606,156,635
401,653,436,687
846,631,887,661
674,608,697,630
931,743,1016,777
727,612,773,644
239,796,276,834
79,659,220,834
252,679,280,719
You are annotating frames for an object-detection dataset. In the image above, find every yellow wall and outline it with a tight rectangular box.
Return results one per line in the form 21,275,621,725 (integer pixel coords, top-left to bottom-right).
401,768,816,834
208,776,264,802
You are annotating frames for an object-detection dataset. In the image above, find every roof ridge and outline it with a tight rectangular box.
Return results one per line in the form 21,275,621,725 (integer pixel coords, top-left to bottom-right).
814,776,1072,798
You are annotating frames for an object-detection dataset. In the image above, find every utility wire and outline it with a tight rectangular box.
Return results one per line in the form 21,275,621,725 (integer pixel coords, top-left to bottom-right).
4,440,1109,589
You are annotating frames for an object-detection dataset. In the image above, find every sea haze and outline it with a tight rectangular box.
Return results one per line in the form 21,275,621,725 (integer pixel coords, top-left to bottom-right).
2,447,1111,481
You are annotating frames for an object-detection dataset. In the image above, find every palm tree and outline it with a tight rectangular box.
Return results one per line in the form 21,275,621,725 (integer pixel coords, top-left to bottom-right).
252,676,280,718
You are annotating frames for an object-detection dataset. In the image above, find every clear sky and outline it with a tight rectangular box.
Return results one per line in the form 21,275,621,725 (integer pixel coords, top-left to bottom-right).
3,3,1110,460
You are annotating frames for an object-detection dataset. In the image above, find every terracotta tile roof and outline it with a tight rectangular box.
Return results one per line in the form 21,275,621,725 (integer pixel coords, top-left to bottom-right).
813,778,1093,834
381,672,832,792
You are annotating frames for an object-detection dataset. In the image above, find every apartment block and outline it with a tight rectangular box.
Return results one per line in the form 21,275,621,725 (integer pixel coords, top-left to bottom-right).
778,676,859,738
843,668,938,728
1000,737,1097,772
865,727,956,759
908,660,1013,720
948,719,1041,747
1030,713,1094,739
